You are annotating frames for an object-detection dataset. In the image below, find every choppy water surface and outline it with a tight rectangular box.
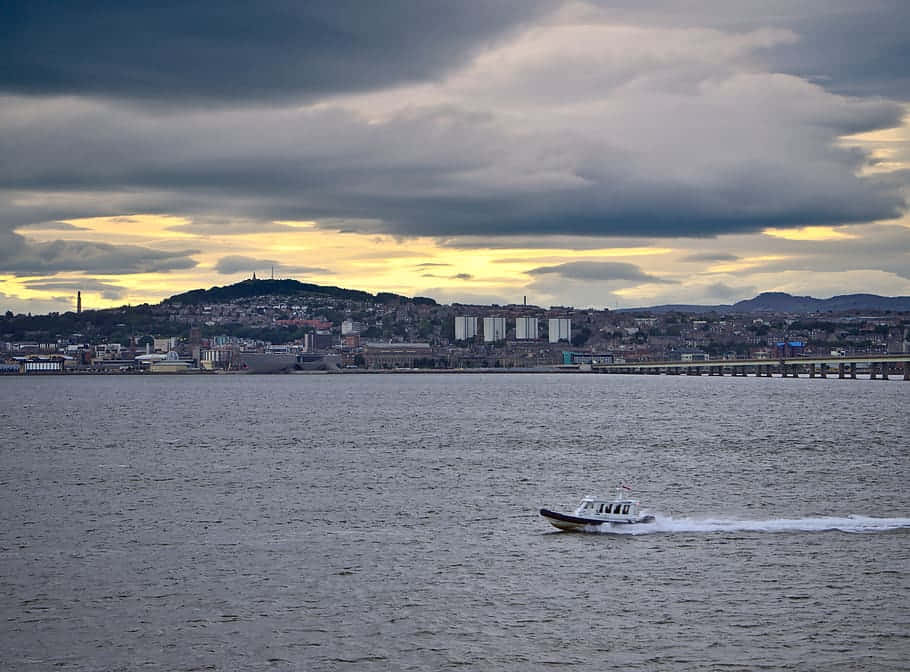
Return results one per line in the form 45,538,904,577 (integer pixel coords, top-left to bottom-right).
1,373,908,670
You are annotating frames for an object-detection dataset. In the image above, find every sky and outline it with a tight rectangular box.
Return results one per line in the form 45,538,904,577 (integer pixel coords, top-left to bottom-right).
2,0,909,314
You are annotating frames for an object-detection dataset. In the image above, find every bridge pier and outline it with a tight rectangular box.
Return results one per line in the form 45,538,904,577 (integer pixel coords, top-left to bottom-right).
905,362,910,381
850,363,856,379
810,363,816,378
838,363,845,379
881,363,889,380
820,363,828,378
870,363,878,380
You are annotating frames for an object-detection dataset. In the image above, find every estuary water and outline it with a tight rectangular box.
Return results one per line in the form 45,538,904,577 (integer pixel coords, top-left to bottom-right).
1,373,908,671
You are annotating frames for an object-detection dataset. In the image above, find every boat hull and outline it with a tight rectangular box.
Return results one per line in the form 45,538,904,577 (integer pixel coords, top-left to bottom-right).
539,508,655,531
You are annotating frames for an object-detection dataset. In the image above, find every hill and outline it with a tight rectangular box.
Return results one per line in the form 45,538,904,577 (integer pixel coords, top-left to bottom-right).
164,279,437,306
620,292,910,314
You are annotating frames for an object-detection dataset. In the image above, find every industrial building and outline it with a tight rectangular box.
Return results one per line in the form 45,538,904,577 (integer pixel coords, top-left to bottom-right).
548,318,571,343
515,317,539,340
483,317,506,342
362,342,435,368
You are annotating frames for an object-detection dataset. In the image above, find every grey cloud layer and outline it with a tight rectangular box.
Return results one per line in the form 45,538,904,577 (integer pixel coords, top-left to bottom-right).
214,255,330,277
1,64,903,245
682,252,741,263
724,225,910,280
23,278,128,300
585,0,910,100
0,234,199,277
528,261,674,284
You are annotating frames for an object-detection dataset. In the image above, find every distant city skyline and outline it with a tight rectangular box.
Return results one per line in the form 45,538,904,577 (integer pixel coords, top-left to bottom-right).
1,1,908,315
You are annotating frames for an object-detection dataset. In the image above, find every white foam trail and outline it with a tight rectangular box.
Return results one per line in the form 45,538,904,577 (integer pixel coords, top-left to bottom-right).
593,514,910,535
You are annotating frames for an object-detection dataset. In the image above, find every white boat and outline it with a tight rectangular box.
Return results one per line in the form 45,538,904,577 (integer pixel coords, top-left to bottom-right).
540,487,655,531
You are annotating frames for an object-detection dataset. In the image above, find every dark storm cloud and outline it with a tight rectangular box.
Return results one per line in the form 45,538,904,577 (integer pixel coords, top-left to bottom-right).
527,261,675,284
443,237,657,250
753,1,910,100
0,1,550,103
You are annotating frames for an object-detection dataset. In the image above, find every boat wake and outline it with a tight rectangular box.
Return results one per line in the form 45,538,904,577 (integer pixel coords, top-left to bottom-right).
591,514,910,535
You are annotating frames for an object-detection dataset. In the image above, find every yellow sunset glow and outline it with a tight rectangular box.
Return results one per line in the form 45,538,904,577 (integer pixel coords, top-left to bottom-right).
762,227,857,241
839,109,910,174
3,214,681,310
707,255,790,273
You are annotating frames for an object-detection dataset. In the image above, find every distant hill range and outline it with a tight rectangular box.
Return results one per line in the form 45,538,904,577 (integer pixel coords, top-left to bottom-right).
165,278,437,306
167,282,907,314
619,292,910,314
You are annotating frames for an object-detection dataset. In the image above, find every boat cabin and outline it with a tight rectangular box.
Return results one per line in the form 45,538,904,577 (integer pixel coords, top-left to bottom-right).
575,496,642,523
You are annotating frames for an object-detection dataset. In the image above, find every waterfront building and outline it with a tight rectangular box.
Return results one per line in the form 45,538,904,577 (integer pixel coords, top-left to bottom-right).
200,348,233,370
149,351,193,373
153,337,177,353
562,351,613,365
305,331,335,352
362,342,434,368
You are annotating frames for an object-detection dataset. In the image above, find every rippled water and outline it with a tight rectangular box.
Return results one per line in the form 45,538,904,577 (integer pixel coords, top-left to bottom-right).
1,373,908,670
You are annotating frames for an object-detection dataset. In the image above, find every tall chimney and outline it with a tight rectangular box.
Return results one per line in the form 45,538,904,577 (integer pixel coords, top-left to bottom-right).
77,291,82,314
523,295,526,306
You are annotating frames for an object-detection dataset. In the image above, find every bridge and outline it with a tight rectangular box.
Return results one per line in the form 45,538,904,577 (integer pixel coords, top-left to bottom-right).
591,354,910,380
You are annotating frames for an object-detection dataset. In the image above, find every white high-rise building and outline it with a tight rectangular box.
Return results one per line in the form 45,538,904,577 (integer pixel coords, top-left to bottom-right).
454,316,478,341
515,317,539,340
548,318,572,343
341,320,362,335
483,317,506,342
